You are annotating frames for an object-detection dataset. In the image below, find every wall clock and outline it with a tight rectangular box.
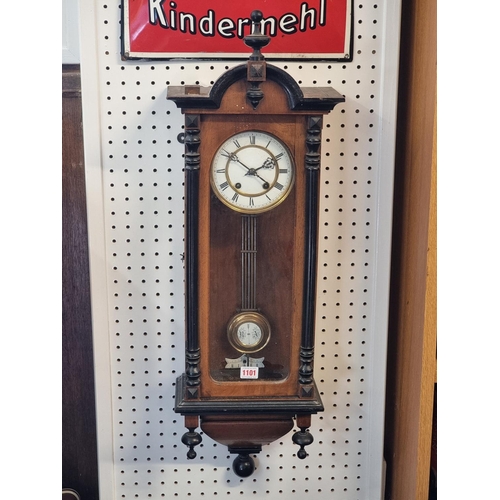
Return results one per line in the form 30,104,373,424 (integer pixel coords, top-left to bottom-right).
168,10,344,477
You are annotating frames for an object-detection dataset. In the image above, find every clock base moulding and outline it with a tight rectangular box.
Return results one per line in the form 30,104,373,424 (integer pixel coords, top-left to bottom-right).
175,373,324,475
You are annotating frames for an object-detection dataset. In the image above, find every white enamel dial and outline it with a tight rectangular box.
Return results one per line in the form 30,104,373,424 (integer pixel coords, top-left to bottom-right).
237,322,263,346
210,130,295,213
227,311,271,354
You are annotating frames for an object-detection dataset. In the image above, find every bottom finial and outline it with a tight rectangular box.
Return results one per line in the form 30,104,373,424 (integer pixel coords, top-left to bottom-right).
181,429,202,459
292,427,314,459
232,453,256,477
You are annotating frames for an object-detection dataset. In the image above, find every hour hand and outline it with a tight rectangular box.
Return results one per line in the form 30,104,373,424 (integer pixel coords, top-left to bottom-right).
255,157,276,171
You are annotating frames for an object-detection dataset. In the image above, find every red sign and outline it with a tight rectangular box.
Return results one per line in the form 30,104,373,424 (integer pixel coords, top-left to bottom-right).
122,0,352,60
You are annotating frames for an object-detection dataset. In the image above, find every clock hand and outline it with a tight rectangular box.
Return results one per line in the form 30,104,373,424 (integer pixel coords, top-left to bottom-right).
244,169,270,188
254,157,276,172
225,150,271,189
249,158,276,188
237,162,269,188
224,151,252,171
226,159,269,188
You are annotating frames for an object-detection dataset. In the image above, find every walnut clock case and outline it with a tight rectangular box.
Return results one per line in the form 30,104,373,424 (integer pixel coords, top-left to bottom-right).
168,11,344,477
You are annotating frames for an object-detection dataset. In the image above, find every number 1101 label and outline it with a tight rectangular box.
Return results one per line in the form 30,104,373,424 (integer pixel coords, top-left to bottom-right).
240,367,259,379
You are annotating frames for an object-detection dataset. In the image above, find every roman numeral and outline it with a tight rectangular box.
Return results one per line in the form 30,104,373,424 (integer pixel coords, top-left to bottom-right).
232,192,239,202
279,168,288,174
275,152,284,161
275,182,284,191
221,149,232,158
249,197,255,207
216,168,225,173
233,139,241,148
220,181,229,191
249,134,256,145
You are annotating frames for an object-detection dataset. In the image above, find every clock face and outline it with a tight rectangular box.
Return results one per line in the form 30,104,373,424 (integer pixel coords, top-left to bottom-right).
237,322,262,346
210,130,295,214
227,311,271,354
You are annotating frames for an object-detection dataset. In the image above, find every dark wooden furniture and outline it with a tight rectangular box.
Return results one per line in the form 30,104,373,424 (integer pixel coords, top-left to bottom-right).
62,65,99,499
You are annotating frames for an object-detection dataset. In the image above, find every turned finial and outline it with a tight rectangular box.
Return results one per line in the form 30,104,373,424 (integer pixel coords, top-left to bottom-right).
244,10,270,60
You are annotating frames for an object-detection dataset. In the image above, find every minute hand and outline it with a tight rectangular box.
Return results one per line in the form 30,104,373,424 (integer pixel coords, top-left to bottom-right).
228,153,257,175
232,158,269,186
243,166,270,186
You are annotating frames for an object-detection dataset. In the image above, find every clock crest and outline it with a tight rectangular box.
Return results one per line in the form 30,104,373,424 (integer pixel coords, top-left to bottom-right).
168,10,344,477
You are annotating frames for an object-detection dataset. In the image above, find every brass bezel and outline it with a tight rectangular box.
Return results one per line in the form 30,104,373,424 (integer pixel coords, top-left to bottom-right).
227,311,271,354
210,130,295,214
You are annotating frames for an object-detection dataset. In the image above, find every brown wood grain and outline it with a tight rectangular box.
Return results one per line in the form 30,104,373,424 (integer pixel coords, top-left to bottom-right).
201,414,294,448
384,0,437,496
197,112,307,398
201,414,293,448
189,80,315,399
172,78,334,116
62,65,99,499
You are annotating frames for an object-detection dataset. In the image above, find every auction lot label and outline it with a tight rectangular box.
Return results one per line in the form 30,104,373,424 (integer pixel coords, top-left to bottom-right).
122,0,352,60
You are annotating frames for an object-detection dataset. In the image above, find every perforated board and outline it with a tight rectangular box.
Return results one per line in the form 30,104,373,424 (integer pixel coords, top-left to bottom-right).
79,1,401,499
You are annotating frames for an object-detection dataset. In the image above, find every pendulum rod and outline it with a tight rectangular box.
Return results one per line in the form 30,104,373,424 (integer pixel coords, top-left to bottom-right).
241,215,257,311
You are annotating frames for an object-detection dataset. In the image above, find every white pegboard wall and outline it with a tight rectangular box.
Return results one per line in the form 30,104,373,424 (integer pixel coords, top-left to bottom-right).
80,1,401,499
